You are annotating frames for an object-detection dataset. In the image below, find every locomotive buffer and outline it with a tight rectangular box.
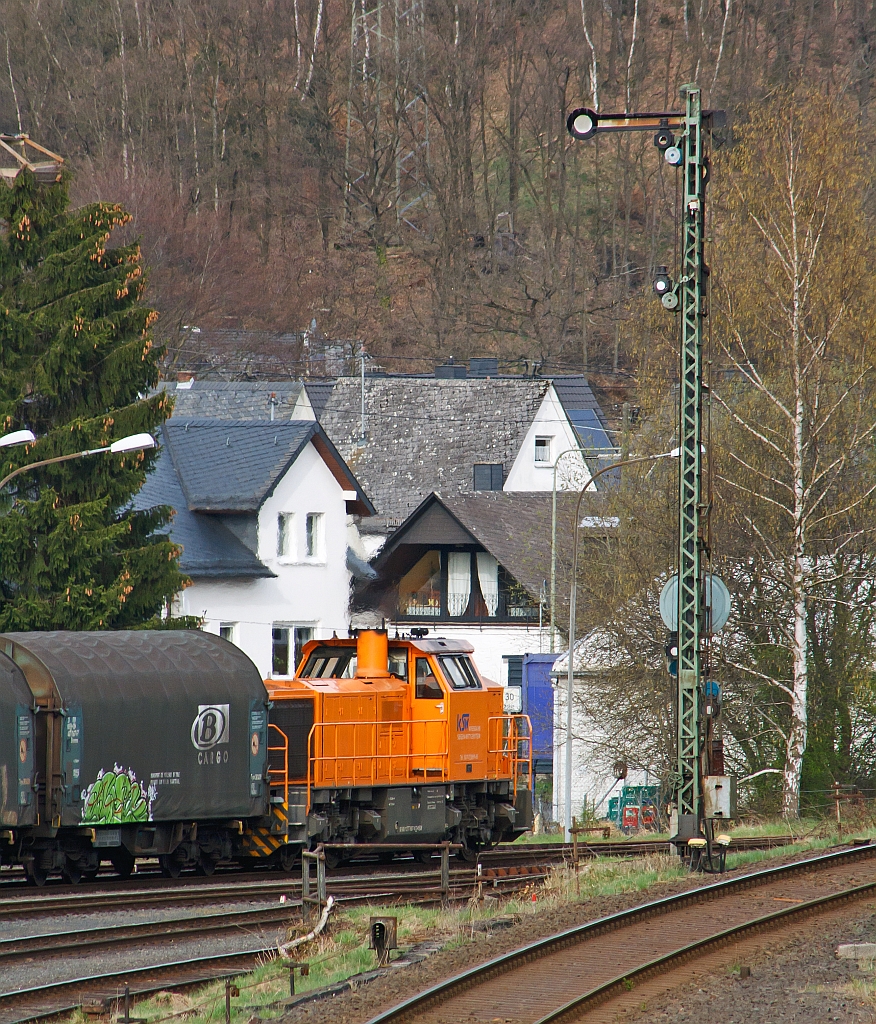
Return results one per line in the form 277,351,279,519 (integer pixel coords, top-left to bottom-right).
566,85,735,864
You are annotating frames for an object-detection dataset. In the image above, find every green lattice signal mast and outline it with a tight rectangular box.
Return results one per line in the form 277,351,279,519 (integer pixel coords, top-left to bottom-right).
566,84,725,848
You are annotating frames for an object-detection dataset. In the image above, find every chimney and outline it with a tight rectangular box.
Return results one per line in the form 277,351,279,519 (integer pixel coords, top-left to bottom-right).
469,357,498,378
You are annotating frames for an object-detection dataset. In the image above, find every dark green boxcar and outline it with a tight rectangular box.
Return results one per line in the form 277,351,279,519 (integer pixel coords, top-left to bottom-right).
0,652,35,828
1,631,269,829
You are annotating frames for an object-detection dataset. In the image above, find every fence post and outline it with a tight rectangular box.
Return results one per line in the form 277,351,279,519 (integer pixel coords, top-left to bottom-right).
440,842,450,904
301,846,326,919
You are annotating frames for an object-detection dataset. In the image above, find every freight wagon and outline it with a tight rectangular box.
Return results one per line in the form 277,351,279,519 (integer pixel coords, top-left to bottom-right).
0,628,532,883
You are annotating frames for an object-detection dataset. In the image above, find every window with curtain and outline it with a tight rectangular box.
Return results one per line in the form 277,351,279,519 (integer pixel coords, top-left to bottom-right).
447,551,472,616
399,550,441,616
476,552,499,616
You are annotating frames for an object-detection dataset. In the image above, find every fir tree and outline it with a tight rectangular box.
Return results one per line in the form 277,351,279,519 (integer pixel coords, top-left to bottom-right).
0,170,189,630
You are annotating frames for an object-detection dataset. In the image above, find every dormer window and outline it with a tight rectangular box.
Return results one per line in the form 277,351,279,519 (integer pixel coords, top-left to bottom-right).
534,436,552,463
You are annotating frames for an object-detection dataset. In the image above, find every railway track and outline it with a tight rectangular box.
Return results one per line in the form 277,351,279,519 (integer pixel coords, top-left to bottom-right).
0,833,805,1024
365,841,876,1024
0,833,796,896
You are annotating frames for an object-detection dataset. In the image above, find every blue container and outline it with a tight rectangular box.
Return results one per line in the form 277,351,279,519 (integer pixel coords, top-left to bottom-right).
521,653,558,775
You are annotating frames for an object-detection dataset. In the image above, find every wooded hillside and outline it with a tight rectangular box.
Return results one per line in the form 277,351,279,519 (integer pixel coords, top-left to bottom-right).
2,0,874,379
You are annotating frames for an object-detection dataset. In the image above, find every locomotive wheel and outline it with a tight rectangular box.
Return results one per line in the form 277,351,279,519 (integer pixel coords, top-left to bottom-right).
109,848,135,880
323,850,342,870
159,854,182,878
377,851,395,865
414,849,433,865
62,858,83,885
457,843,478,863
277,845,298,873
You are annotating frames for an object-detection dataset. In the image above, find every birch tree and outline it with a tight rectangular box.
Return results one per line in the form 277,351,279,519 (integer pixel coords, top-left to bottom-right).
710,90,876,816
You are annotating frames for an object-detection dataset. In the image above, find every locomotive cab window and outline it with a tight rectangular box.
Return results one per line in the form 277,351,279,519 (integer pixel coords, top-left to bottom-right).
300,647,357,678
388,649,408,681
438,655,481,690
415,657,443,699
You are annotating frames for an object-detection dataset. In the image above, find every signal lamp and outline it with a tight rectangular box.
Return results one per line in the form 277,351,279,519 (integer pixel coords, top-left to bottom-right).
664,146,683,166
653,129,674,151
664,631,678,677
566,108,598,141
653,266,672,297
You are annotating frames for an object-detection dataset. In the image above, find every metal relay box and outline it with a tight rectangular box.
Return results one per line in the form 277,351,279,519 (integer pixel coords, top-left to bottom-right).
703,775,737,819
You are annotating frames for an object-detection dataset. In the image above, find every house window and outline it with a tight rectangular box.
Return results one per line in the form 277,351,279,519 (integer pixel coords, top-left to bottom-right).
305,513,323,559
473,464,503,490
272,625,315,675
278,513,294,558
219,622,237,644
399,550,441,616
534,437,552,463
272,627,290,675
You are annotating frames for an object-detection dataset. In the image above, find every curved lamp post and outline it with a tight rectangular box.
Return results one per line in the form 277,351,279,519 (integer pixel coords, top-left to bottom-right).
0,432,156,492
562,449,679,840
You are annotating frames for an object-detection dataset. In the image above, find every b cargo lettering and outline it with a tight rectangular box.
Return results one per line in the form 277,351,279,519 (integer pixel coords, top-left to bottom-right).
191,705,230,756
456,713,470,732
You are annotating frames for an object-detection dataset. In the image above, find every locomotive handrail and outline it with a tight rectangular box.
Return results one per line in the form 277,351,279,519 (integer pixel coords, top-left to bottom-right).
304,719,450,813
267,723,289,801
487,714,533,796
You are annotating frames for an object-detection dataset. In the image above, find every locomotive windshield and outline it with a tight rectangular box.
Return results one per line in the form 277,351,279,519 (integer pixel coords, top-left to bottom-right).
301,645,408,680
437,655,481,690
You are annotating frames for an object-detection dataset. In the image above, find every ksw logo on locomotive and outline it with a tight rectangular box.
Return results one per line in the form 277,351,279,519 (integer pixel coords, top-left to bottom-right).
191,705,230,764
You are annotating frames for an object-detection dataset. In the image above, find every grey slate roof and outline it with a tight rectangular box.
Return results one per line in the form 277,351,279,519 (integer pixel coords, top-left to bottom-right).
317,378,552,520
163,420,317,512
158,381,306,421
135,446,274,579
160,419,374,515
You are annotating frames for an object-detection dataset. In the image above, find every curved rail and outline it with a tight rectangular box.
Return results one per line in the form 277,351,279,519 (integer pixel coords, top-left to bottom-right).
365,842,876,1024
534,879,876,1023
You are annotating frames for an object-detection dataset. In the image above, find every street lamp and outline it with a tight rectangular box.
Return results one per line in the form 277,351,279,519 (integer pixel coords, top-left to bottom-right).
0,432,157,491
561,449,679,841
549,446,619,653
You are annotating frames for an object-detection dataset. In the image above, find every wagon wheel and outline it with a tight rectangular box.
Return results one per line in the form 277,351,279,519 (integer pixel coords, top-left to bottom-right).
197,855,217,876
109,847,135,880
26,859,48,887
61,857,82,885
159,854,182,878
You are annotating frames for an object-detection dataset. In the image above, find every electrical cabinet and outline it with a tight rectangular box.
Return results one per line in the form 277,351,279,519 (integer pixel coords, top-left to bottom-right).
703,775,737,819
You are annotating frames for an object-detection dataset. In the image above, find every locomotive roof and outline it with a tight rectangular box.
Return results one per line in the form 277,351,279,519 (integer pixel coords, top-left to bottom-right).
0,630,268,704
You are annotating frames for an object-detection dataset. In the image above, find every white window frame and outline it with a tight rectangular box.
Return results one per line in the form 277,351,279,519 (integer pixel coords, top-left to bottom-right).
271,622,316,677
219,622,237,644
534,436,552,464
277,512,294,559
304,512,324,561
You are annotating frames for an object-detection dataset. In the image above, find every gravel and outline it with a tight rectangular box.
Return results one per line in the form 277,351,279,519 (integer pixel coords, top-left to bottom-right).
634,909,876,1023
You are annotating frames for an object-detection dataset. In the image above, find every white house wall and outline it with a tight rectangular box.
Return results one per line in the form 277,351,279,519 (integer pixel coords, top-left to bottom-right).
389,621,551,687
503,386,591,493
179,441,352,678
551,679,650,825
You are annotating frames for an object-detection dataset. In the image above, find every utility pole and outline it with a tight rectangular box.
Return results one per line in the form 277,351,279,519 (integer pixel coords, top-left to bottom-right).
567,86,728,862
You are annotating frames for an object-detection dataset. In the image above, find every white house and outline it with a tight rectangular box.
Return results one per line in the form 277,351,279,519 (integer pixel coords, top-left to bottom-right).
136,419,374,678
550,634,651,824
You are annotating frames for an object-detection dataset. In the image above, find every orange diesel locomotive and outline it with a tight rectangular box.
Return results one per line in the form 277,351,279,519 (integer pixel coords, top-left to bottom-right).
244,629,532,865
